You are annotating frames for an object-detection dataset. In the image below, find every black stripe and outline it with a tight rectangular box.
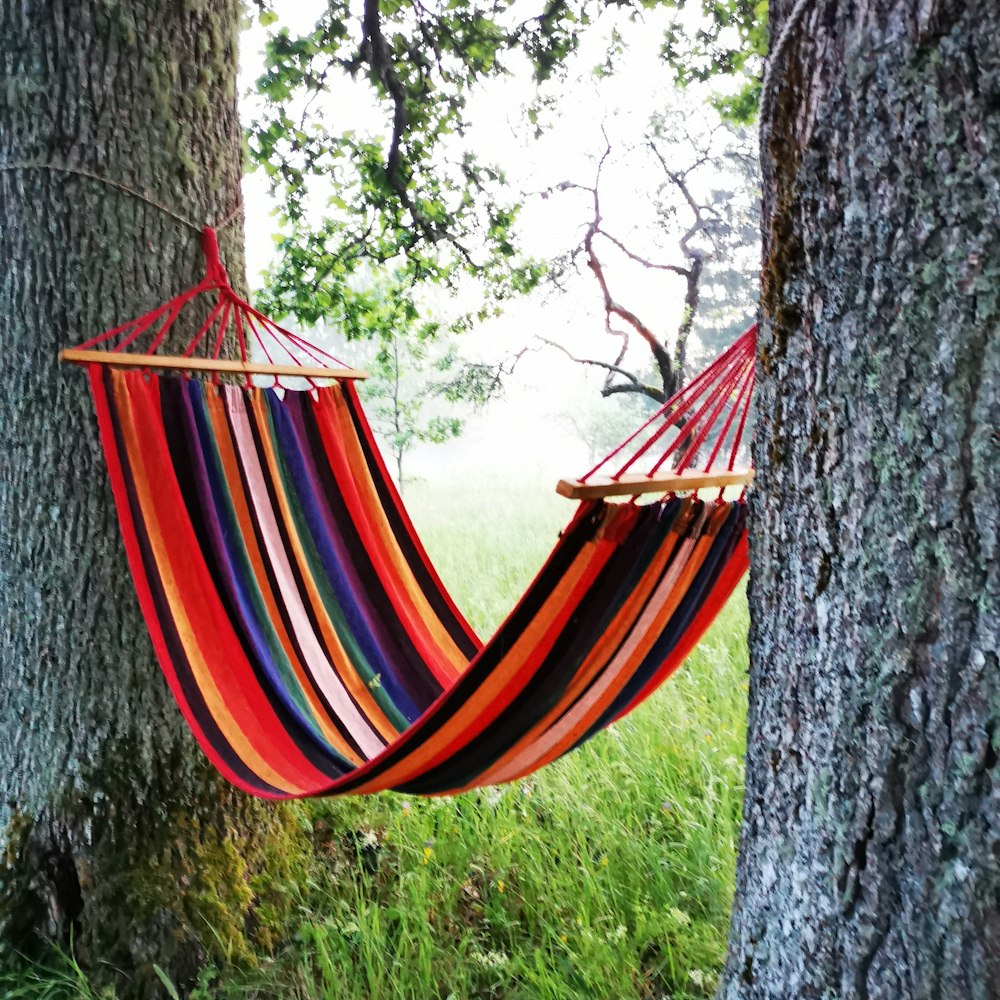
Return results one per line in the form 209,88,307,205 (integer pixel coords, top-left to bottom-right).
102,369,281,796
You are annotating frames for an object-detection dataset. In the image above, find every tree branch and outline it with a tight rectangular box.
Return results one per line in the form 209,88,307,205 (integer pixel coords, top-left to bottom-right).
360,0,409,202
357,0,456,249
595,227,691,275
584,204,676,394
600,380,665,402
538,336,640,385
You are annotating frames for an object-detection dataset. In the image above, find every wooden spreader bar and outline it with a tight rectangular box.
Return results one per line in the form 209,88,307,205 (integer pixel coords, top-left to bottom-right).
556,468,754,500
59,349,368,382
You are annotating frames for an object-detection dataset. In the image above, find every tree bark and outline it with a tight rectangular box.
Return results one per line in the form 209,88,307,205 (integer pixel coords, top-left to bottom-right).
0,3,302,994
721,2,999,998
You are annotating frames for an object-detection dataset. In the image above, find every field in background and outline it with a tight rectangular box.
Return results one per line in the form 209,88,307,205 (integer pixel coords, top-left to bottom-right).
9,478,748,1000
404,476,572,638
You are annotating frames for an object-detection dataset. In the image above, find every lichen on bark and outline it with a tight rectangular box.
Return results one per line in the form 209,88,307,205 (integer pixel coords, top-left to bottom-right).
720,2,1000,998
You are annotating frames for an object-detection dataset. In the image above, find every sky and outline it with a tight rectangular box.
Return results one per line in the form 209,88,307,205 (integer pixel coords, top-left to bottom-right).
237,3,755,487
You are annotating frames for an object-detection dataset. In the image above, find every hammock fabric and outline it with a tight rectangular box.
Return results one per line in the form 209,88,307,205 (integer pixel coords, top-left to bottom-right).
69,228,754,799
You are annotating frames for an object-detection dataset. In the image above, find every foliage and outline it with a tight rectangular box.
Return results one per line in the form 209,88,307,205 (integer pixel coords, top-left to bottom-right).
1,477,749,1000
359,332,503,487
247,0,587,331
247,1,765,343
658,0,769,122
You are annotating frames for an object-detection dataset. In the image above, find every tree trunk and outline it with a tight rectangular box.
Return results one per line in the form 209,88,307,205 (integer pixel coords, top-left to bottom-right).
0,3,302,994
721,2,999,998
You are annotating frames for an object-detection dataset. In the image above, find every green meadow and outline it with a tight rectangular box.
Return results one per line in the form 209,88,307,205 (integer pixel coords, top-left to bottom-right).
7,479,748,1000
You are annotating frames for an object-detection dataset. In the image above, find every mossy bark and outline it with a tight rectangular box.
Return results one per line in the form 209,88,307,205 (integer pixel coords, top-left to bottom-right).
0,3,304,995
720,2,999,998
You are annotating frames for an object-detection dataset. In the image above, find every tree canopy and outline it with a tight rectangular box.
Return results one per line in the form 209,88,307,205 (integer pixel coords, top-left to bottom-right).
248,0,765,350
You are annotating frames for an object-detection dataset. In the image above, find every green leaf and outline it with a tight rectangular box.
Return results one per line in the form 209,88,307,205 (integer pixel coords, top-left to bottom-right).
152,966,182,1000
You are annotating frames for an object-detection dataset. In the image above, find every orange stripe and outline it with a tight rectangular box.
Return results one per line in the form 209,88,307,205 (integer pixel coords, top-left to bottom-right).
347,533,614,793
113,373,313,794
616,526,748,718
249,392,396,748
203,388,367,751
484,504,727,786
465,501,696,790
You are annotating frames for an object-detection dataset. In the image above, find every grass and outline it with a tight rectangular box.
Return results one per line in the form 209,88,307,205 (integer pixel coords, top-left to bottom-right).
2,477,748,1000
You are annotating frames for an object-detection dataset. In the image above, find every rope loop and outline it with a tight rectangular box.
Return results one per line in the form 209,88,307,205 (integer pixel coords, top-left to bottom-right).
0,161,242,233
201,226,230,287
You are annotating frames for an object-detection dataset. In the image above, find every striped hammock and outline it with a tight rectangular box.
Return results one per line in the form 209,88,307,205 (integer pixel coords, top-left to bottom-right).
65,228,754,799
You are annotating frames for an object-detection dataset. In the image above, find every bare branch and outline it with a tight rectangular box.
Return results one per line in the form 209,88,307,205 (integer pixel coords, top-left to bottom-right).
538,337,665,404
595,228,691,275
537,336,640,384
584,210,676,392
648,140,711,260
601,381,666,403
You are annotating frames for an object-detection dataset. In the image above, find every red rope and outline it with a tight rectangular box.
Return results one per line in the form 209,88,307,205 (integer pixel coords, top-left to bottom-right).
575,322,757,492
70,226,360,388
579,326,754,483
670,350,753,474
645,340,752,475
619,335,753,478
701,360,754,474
727,369,755,471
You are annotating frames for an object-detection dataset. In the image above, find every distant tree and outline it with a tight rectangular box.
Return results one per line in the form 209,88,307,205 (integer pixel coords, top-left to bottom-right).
543,107,758,404
562,387,660,465
272,271,515,487
360,335,478,487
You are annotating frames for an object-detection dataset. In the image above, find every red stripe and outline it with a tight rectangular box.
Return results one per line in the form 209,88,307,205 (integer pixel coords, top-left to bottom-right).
613,533,749,719
118,372,336,794
87,366,276,797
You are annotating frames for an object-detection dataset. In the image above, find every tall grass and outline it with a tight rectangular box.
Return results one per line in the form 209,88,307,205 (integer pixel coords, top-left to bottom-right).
1,478,748,1000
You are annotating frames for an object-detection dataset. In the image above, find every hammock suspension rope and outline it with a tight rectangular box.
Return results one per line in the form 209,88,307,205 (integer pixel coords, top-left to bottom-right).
58,228,755,799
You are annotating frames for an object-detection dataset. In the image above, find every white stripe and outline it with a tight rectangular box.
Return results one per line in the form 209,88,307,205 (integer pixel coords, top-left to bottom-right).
223,386,384,759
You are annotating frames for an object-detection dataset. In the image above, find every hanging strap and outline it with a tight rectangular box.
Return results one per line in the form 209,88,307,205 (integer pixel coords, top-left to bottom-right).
60,227,366,387
556,324,756,500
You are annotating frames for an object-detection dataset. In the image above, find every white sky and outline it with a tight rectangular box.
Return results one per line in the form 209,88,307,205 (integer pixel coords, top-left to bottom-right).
238,3,752,485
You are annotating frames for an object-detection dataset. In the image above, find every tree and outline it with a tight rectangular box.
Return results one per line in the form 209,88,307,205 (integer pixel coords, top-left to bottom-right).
544,108,758,404
312,275,512,487
720,3,999,997
0,4,305,995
